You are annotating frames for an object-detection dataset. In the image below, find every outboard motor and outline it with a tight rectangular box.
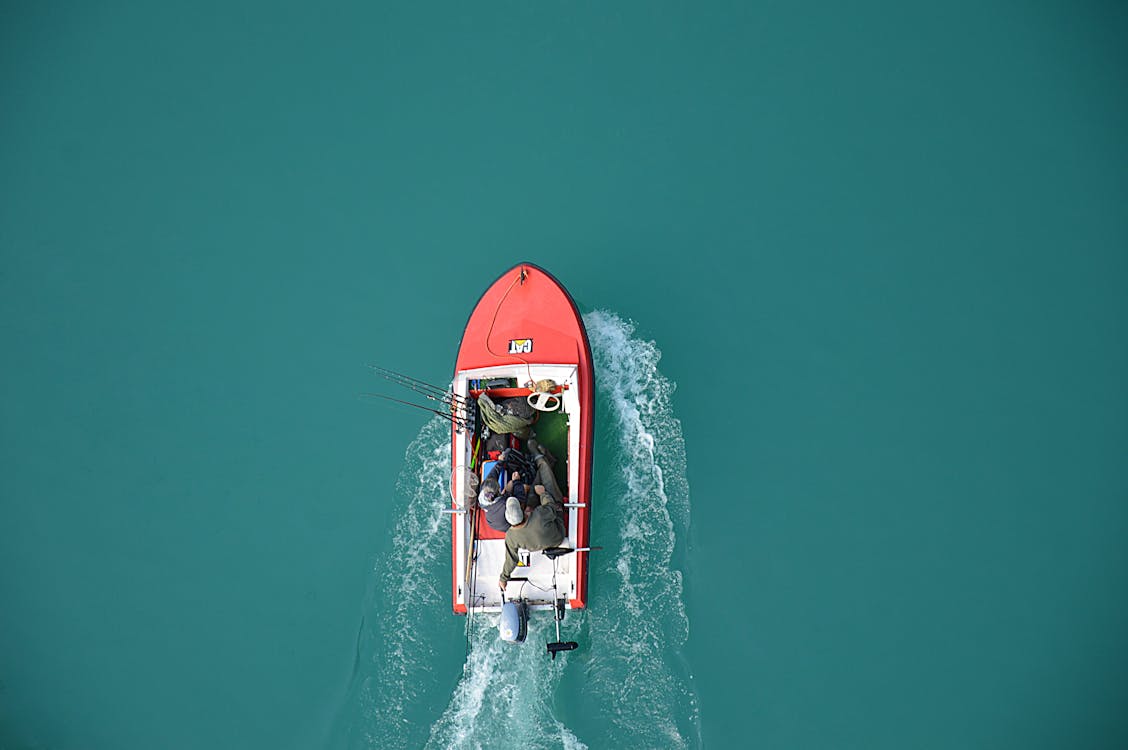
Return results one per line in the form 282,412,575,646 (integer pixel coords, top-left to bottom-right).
498,598,528,643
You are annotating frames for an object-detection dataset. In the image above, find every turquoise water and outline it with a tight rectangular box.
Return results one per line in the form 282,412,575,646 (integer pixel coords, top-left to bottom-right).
3,2,1127,748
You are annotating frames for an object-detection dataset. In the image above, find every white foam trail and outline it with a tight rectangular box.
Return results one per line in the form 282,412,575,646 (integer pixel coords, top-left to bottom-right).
342,418,452,749
582,310,701,750
425,617,588,750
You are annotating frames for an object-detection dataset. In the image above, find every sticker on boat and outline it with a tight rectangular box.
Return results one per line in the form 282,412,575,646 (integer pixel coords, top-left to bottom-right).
508,338,533,354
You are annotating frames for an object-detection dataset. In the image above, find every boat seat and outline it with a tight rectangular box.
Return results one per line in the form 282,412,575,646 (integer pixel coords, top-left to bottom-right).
479,459,508,488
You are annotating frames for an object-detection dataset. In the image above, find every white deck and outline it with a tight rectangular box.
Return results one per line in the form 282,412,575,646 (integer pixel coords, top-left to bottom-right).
451,363,583,613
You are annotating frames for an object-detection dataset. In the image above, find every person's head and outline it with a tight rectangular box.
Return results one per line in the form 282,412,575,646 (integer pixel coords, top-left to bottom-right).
504,497,525,526
478,477,500,506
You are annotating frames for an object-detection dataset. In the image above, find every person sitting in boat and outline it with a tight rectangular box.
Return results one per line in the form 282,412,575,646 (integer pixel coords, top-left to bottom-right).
498,436,566,589
477,463,528,533
498,487,566,590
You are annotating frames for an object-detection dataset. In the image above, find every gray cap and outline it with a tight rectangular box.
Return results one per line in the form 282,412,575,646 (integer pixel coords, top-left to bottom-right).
504,497,525,526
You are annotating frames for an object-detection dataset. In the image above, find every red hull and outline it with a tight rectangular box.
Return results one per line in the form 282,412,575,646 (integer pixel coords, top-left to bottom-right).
451,263,594,612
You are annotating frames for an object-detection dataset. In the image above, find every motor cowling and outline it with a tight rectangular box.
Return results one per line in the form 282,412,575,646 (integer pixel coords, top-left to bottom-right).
499,599,528,643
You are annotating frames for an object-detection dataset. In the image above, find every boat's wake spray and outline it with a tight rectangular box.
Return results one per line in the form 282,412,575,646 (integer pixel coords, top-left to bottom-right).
581,310,701,749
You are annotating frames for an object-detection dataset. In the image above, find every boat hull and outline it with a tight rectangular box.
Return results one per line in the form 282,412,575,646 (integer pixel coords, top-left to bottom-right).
450,263,594,614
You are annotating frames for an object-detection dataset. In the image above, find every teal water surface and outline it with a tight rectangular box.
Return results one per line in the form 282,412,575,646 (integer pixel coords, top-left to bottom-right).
2,2,1127,749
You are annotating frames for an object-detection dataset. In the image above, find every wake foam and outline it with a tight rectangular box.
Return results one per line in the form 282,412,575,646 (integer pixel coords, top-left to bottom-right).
335,418,452,749
425,617,587,750
582,310,700,750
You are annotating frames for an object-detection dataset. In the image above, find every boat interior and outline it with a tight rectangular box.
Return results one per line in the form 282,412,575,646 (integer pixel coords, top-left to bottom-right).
453,364,582,613
468,385,570,541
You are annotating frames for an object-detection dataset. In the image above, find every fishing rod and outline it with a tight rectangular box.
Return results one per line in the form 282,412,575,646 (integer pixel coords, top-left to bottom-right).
465,509,481,657
369,365,463,396
369,366,469,406
373,372,465,405
369,364,450,390
370,379,471,423
370,374,467,410
359,393,468,428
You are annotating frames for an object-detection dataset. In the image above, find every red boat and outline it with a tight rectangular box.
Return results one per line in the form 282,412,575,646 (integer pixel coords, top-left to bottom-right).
449,264,594,647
